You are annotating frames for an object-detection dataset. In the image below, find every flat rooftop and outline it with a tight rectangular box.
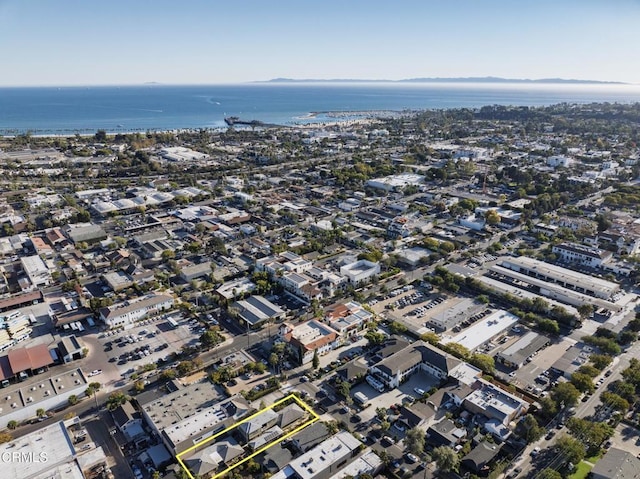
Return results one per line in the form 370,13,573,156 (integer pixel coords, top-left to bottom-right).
326,450,381,479
0,369,86,414
0,420,76,478
489,264,621,312
271,431,362,479
476,276,579,317
499,256,619,297
447,310,519,351
141,381,224,431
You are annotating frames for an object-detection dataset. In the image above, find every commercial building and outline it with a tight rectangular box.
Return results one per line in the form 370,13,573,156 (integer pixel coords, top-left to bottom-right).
139,381,251,455
179,261,213,282
590,447,640,479
65,224,108,244
0,418,107,479
496,256,619,300
339,260,380,286
0,368,87,426
370,340,472,388
231,295,285,328
326,450,382,479
463,379,529,425
280,320,340,365
552,242,612,268
270,431,363,479
99,293,174,329
497,331,550,369
20,255,51,288
447,310,519,351
489,257,621,312
365,173,424,192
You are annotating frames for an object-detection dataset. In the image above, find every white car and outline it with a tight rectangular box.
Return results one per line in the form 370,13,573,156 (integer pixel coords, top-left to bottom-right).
88,369,102,377
414,387,426,396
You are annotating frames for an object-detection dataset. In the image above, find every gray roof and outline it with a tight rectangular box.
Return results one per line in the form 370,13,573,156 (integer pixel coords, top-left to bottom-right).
112,401,138,428
462,441,501,472
67,224,107,243
591,448,640,479
279,403,305,428
376,341,461,377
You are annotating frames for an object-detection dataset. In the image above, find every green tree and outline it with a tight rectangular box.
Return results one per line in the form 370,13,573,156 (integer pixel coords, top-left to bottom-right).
521,414,544,443
201,330,221,348
36,408,46,418
106,392,129,411
538,469,562,479
177,360,195,376
539,396,558,417
570,372,595,394
551,382,580,408
590,354,613,371
420,332,440,345
443,342,470,360
365,330,386,346
389,321,407,335
312,349,320,370
577,304,594,320
134,380,145,392
600,391,629,413
336,380,350,398
432,446,460,473
405,427,425,455
485,209,500,225
380,420,391,432
6,420,17,430
566,417,614,448
161,249,175,261
469,353,495,373
555,435,585,465
576,365,599,378
68,395,79,406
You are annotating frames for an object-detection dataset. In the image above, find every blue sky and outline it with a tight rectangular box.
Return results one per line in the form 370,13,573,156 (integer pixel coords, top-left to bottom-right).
1,0,639,86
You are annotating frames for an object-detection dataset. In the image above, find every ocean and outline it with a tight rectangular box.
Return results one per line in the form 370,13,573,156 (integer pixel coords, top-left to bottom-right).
1,82,640,135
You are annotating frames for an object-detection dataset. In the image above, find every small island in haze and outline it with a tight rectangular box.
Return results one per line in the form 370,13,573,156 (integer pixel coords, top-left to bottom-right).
263,76,626,85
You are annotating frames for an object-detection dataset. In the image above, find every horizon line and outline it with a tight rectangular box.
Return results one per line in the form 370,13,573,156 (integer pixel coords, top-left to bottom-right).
0,77,639,88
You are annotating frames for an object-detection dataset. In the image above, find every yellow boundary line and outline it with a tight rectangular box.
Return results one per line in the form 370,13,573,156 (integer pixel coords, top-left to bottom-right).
176,394,320,479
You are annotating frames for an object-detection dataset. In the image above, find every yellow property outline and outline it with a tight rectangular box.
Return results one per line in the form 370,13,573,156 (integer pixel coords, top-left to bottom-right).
176,394,320,479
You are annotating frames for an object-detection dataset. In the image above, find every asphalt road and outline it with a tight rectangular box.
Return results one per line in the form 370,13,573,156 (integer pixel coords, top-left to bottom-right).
508,340,640,479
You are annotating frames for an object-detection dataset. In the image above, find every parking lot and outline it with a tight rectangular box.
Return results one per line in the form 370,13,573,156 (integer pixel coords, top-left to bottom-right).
95,313,207,380
349,371,441,424
496,335,576,393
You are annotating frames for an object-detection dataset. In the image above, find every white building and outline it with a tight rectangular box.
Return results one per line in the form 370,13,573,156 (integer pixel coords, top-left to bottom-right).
281,320,340,364
20,255,51,288
365,173,424,192
270,431,363,479
463,379,528,425
547,155,573,168
340,260,380,286
552,242,613,268
99,294,174,329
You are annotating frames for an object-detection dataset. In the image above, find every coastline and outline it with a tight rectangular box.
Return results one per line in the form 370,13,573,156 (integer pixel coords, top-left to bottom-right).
1,109,402,137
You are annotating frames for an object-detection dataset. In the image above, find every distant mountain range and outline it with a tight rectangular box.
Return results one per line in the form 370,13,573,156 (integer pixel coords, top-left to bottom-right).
263,76,626,85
